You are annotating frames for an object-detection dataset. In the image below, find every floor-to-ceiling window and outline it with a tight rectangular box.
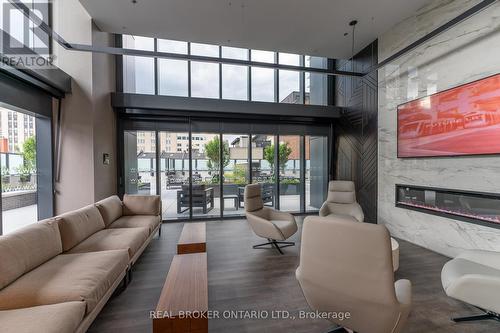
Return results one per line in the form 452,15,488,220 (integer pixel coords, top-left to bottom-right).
120,121,329,221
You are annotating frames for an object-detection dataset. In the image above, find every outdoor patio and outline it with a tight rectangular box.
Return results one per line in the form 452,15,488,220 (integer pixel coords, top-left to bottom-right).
160,182,320,220
2,204,37,234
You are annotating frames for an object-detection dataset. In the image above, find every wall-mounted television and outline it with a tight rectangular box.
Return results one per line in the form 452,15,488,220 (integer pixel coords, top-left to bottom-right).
397,73,500,158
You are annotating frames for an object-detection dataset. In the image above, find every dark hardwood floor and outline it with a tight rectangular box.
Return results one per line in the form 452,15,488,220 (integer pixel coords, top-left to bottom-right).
88,218,499,333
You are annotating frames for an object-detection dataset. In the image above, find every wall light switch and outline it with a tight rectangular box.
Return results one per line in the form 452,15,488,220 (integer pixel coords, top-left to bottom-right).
103,153,110,165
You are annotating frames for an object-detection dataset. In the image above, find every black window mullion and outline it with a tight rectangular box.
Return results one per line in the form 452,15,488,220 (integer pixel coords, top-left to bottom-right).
275,53,279,103
219,46,222,99
300,55,306,104
248,49,252,101
155,130,161,199
188,43,192,97
154,38,158,95
188,118,193,219
248,132,252,184
300,135,306,212
219,132,224,219
275,134,280,209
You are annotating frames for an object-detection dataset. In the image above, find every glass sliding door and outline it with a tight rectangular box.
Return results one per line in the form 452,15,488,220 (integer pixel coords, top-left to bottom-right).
0,107,38,234
278,135,301,212
159,131,190,220
251,134,275,208
121,122,330,221
123,130,157,195
191,132,220,219
223,134,249,217
306,136,329,212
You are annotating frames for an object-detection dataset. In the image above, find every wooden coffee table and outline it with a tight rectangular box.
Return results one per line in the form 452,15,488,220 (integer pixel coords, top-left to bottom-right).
177,222,206,255
153,253,208,333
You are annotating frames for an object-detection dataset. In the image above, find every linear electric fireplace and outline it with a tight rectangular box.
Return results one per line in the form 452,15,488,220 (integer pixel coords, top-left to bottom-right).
395,184,500,229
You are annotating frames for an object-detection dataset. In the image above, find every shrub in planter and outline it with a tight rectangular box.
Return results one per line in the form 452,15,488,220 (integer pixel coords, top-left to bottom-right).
1,166,10,184
16,166,33,183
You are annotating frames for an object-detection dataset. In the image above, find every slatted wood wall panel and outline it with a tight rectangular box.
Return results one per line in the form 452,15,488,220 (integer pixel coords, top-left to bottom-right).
334,41,378,223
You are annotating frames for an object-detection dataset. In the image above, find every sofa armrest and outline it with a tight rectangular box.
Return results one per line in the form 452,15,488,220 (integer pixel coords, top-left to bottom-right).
123,194,161,216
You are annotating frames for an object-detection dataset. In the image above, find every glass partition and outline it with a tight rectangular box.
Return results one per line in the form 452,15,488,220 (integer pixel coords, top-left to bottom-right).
251,135,275,208
191,132,220,218
278,136,301,212
159,131,190,220
306,136,328,211
123,130,157,195
223,134,249,217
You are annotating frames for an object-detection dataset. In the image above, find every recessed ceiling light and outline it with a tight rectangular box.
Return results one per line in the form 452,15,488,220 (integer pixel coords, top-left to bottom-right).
131,0,137,4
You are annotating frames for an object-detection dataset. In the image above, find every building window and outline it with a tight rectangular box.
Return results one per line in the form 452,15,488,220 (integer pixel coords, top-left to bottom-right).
120,36,329,106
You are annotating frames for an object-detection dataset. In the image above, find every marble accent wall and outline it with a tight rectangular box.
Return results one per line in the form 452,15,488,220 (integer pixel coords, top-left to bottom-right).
378,0,500,257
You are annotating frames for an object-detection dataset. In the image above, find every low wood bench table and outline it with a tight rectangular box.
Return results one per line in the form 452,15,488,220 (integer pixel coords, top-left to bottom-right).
177,222,206,254
153,252,208,333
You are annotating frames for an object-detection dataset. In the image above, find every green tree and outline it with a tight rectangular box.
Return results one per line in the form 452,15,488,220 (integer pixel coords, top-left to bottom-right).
264,143,292,172
204,136,229,172
22,136,36,172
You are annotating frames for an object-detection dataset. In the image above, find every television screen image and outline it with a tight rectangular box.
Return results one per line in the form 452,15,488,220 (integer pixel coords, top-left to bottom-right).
397,73,500,157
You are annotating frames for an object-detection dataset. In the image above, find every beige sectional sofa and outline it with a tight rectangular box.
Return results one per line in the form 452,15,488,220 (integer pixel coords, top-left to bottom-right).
0,194,161,333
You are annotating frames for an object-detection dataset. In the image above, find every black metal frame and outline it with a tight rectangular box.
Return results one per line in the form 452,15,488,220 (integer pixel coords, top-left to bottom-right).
253,238,295,255
452,306,500,323
395,184,500,230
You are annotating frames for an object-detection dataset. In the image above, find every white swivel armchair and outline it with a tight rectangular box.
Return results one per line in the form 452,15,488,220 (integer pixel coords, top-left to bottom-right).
296,216,412,333
441,249,500,322
244,183,298,254
319,181,364,222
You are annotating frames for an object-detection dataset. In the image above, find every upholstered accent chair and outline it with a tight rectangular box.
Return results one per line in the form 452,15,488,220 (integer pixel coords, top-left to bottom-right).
244,183,298,254
441,249,500,323
296,216,412,333
319,180,364,222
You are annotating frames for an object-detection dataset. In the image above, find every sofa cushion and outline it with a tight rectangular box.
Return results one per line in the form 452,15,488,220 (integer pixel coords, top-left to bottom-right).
0,302,86,333
123,194,161,216
109,215,161,234
0,250,128,313
66,227,149,259
95,195,123,227
56,205,106,252
0,219,62,289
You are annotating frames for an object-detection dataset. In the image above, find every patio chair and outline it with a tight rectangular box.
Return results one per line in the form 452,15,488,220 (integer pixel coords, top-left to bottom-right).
177,184,214,214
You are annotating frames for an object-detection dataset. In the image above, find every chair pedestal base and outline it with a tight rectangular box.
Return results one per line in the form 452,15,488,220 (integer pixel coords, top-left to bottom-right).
326,327,356,333
453,310,500,323
253,239,294,255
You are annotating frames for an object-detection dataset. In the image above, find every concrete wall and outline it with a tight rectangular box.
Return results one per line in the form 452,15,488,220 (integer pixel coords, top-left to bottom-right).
91,23,117,201
52,0,116,214
378,0,500,257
